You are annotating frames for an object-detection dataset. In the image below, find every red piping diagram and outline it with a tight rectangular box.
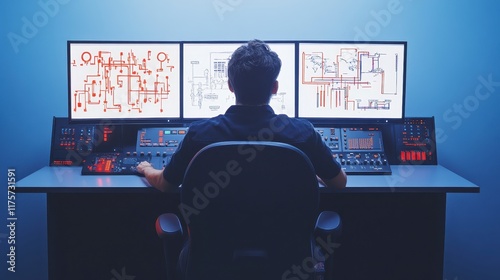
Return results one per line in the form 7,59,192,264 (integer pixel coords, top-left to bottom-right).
300,46,401,115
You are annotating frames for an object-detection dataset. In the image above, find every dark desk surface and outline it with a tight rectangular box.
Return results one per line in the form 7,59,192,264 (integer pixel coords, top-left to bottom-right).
17,165,479,194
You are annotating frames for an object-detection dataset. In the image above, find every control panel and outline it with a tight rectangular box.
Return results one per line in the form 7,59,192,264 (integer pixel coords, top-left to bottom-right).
390,117,438,165
49,117,117,166
82,127,188,175
315,127,391,175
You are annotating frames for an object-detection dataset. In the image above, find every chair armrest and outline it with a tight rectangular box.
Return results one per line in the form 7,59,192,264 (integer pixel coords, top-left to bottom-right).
155,213,184,280
314,211,342,240
156,213,183,238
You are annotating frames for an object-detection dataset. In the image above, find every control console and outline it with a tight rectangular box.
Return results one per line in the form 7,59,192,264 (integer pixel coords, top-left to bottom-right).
49,117,438,177
315,127,391,175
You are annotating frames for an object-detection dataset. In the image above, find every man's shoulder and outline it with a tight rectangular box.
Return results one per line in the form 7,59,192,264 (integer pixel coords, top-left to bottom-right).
185,115,229,141
276,115,315,130
269,115,320,142
188,115,225,129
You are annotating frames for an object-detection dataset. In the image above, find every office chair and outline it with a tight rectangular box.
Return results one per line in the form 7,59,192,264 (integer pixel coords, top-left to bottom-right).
155,141,342,280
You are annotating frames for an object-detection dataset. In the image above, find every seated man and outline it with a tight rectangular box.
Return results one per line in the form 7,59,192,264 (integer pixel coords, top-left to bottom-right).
137,39,347,191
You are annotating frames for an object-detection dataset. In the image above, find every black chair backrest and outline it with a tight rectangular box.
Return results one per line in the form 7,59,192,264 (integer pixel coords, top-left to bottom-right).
179,141,320,280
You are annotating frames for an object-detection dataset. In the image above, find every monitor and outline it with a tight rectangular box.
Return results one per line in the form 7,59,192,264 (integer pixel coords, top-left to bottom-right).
68,41,181,123
182,41,296,119
298,41,406,123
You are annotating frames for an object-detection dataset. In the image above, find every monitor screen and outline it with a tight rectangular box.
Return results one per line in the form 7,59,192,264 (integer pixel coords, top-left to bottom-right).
298,41,406,122
182,41,296,119
68,41,181,123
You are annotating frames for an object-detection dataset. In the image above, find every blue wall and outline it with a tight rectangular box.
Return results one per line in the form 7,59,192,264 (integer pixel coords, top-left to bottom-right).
1,0,499,279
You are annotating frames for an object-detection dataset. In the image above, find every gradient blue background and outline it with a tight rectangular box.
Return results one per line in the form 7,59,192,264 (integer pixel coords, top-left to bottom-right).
1,0,499,279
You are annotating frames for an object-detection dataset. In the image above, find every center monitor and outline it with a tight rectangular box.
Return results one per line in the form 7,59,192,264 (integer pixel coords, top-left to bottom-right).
182,41,296,119
298,41,407,123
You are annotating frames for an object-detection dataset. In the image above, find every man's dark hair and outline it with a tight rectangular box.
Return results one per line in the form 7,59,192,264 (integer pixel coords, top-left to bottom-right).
227,39,282,105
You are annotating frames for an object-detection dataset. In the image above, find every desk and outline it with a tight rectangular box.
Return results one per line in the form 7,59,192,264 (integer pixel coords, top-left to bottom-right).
18,165,478,280
17,165,477,193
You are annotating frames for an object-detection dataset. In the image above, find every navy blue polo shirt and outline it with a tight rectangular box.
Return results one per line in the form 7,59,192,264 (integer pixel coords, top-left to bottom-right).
163,105,341,186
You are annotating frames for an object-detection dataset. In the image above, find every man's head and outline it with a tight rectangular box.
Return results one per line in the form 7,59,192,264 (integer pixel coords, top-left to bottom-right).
227,39,282,105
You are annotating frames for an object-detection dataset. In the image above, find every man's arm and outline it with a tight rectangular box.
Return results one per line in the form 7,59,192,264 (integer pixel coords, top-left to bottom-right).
318,169,347,189
136,161,178,192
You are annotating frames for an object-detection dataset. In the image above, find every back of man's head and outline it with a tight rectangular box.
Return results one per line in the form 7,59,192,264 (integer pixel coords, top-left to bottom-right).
228,40,282,105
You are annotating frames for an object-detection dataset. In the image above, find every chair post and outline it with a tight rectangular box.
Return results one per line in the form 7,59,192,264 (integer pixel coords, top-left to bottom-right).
155,213,184,280
314,211,342,280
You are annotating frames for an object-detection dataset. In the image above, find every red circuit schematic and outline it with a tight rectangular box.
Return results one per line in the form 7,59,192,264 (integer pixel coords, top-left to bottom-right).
298,42,405,119
69,43,181,120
